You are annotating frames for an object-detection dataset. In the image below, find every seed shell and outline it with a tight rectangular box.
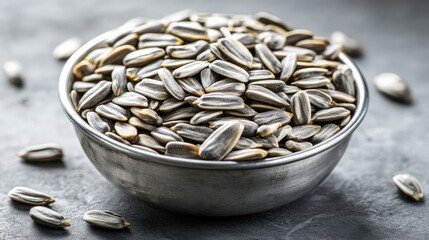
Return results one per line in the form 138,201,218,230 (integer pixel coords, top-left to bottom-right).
8,187,55,206
29,206,71,228
83,210,130,230
18,144,63,162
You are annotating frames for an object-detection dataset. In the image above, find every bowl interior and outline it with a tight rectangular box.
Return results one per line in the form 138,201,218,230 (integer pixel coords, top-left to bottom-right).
59,31,369,170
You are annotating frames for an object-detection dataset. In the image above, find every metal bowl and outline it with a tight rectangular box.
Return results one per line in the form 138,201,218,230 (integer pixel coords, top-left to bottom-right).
59,31,369,217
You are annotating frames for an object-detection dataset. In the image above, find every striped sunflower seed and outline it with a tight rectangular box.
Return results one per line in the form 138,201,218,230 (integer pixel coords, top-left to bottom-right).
339,115,351,128
72,81,96,93
249,80,286,92
8,187,55,206
171,123,214,143
53,37,82,60
112,92,148,107
131,144,159,154
280,53,297,82
196,49,217,62
106,132,131,145
312,107,350,122
296,39,327,54
132,20,166,35
251,136,279,148
113,33,139,48
287,125,321,141
285,29,313,45
199,121,244,160
177,77,205,96
318,89,356,103
123,47,165,67
151,127,184,144
260,31,286,50
94,64,117,75
95,103,129,121
82,73,104,83
158,68,186,100
291,76,331,89
166,45,198,59
83,210,130,230
224,149,268,161
99,45,136,66
132,134,165,152
246,85,289,107
235,137,263,150
200,68,217,90
78,80,112,112
18,144,63,162
285,140,313,152
332,65,356,96
373,73,412,104
209,60,249,83
114,122,138,140
194,93,245,110
273,125,292,142
138,33,183,48
161,59,196,69
29,206,71,228
248,70,275,81
128,116,156,131
129,59,163,81
190,110,223,125
292,67,329,80
217,38,253,68
166,21,209,41
224,104,257,117
255,12,292,31
268,148,293,157
87,111,112,133
253,110,293,126
111,66,128,96
209,43,228,61
255,43,282,74
206,78,246,96
311,123,340,144
305,89,333,109
134,78,170,100
172,61,209,78
163,106,200,121
165,141,200,159
130,107,162,126
291,91,311,125
210,118,258,137
257,122,282,138
393,174,424,201
159,98,187,112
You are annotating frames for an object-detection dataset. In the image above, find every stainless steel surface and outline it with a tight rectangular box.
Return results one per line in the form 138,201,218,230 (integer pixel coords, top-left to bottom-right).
59,31,369,216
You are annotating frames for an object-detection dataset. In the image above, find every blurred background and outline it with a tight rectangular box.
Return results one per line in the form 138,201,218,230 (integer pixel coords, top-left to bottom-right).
0,0,428,239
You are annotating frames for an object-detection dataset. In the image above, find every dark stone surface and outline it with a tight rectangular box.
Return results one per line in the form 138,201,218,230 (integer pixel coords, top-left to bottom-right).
1,0,428,239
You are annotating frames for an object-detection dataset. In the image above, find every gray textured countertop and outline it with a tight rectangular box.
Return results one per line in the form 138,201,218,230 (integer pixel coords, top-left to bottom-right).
1,0,428,239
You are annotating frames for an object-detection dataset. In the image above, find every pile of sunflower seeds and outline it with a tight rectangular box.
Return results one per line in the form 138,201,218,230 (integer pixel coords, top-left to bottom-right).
70,10,357,161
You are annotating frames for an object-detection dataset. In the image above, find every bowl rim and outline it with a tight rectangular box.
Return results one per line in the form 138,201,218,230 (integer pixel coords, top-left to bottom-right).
59,30,369,170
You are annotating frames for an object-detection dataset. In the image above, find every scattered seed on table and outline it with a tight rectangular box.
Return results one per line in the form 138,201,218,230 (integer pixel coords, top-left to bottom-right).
29,206,71,228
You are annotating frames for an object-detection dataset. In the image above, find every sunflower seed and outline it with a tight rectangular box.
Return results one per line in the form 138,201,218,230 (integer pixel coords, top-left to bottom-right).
235,137,263,150
279,53,297,82
224,149,268,161
305,89,333,109
132,20,166,35
312,107,350,122
255,12,292,31
165,141,200,159
200,68,217,90
209,42,228,61
206,78,246,96
177,77,205,96
138,33,183,48
296,39,327,54
77,81,112,111
53,37,82,60
113,33,139,48
82,73,104,83
334,102,356,112
114,122,138,140
253,110,293,126
273,125,292,142
162,58,196,69
339,115,351,128
72,81,96,93
291,91,311,125
255,43,281,74
87,111,112,133
132,144,160,154
73,60,95,79
330,31,364,58
122,47,165,67
149,99,162,110
311,123,340,144
18,144,63,162
251,135,279,148
163,106,200,121
194,93,244,110
111,92,148,108
285,29,313,45
217,38,253,68
171,123,213,143
278,46,316,62
151,127,184,144
196,49,217,62
128,116,156,131
287,125,321,141
96,103,129,121
166,45,199,59
94,64,117,75
283,85,301,95
159,98,187,112
209,60,249,82
86,47,112,64
190,110,223,125
83,210,130,230
8,187,55,206
393,174,424,201
167,21,209,41
332,65,356,96
70,90,80,110
110,66,127,96
249,80,286,92
224,104,257,117
134,78,170,100
291,76,331,89
260,31,286,50
163,120,189,128
128,59,163,81
267,148,293,157
210,118,258,137
172,61,209,78
323,43,343,60
246,85,289,107
292,68,329,80
105,132,131,145
157,68,186,100
99,45,135,66
373,73,412,104
106,27,132,46
318,89,356,103
3,60,24,87
285,140,313,152
29,207,71,228
199,121,244,160
248,70,275,82
130,107,162,126
133,134,165,152
257,122,282,138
